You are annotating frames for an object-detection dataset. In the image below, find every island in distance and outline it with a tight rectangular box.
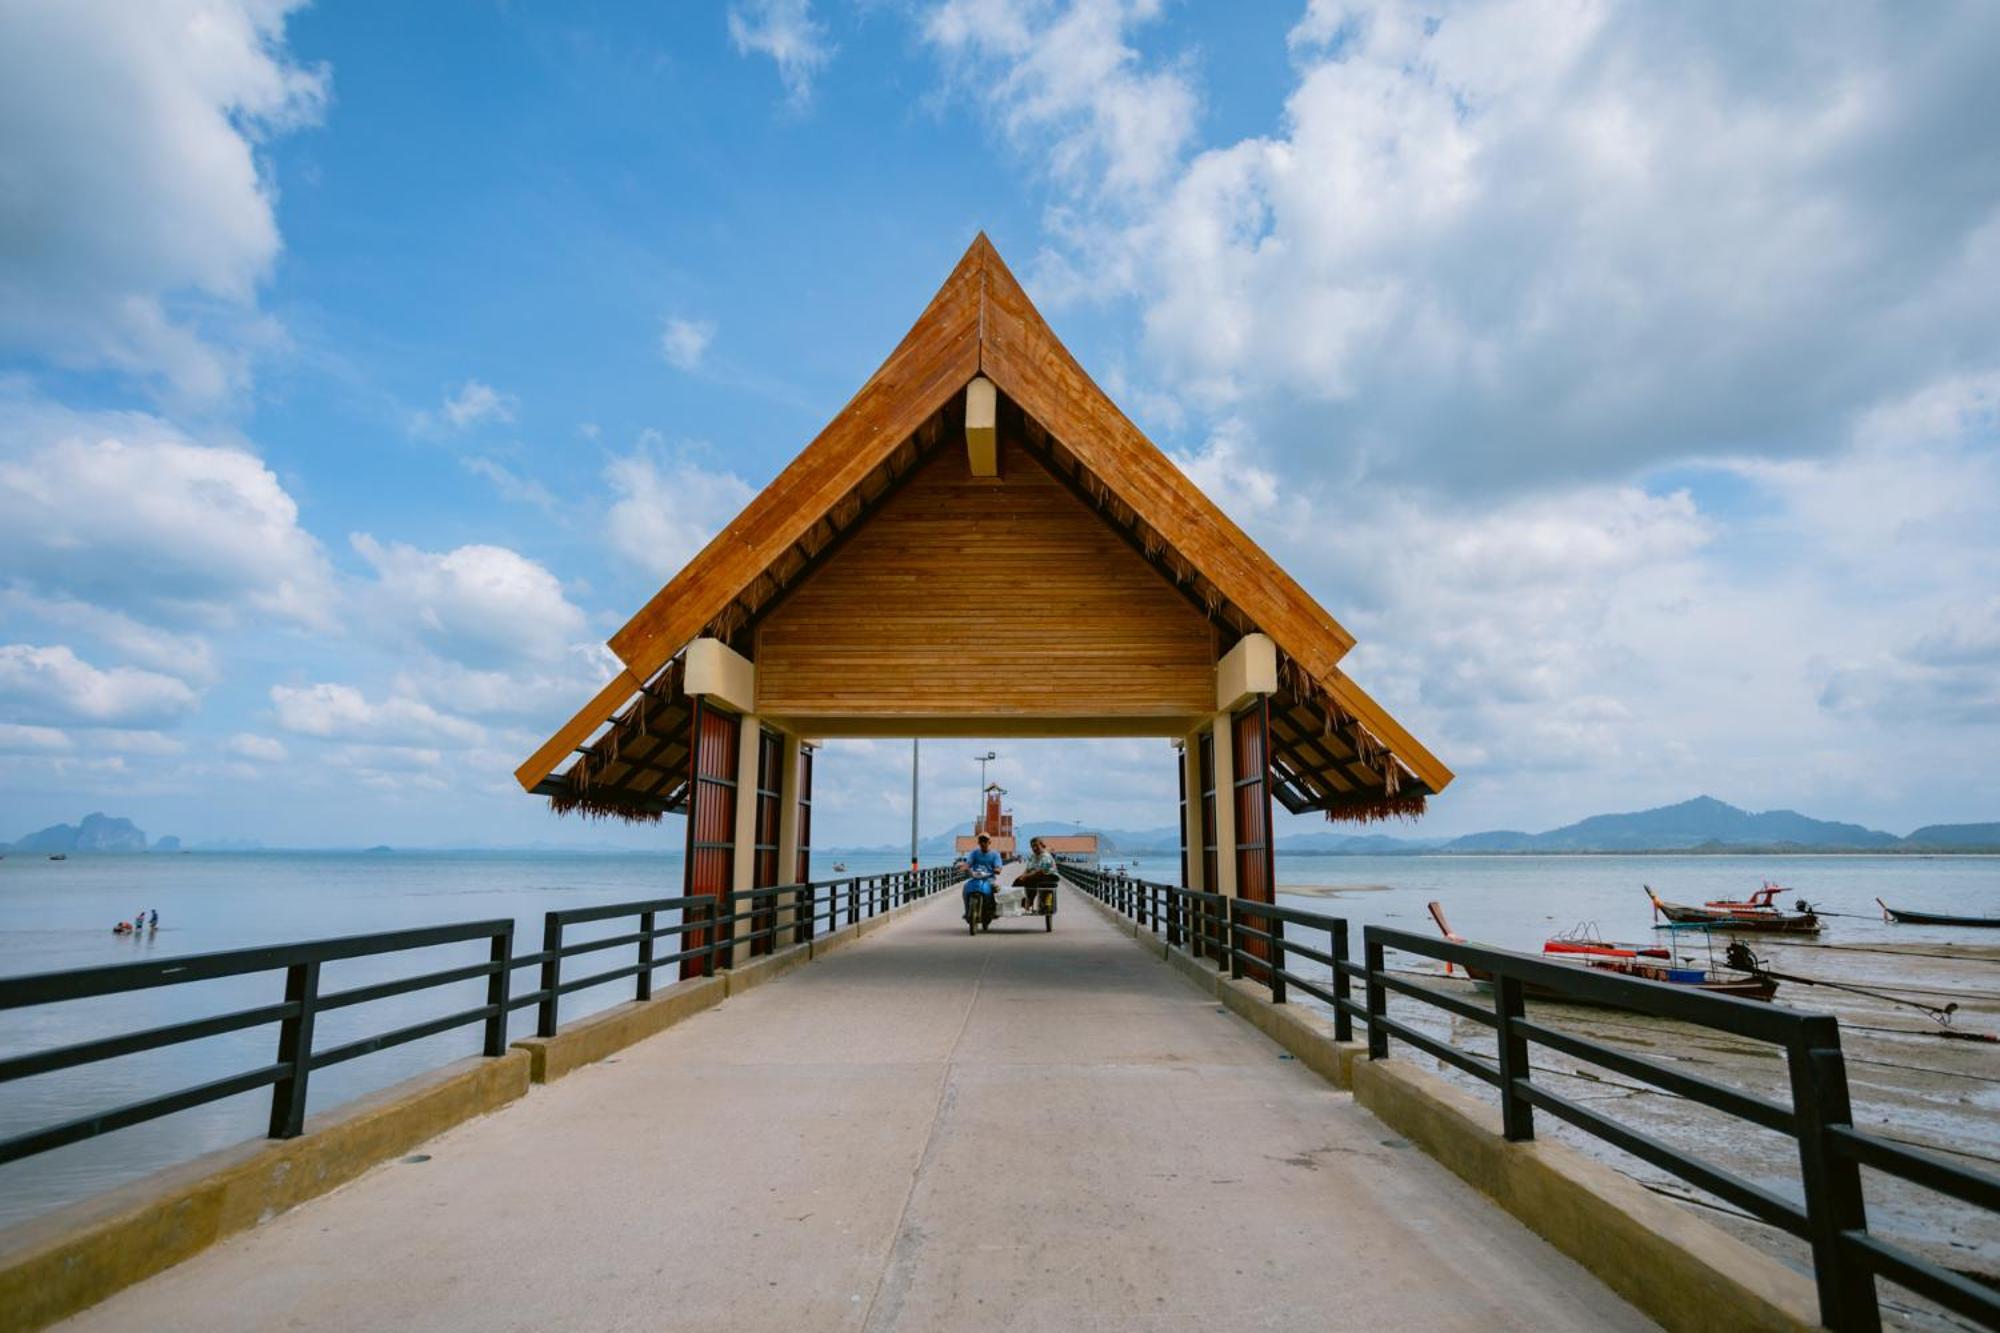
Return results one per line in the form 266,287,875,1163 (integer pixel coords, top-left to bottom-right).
833,796,2000,858
2,813,179,855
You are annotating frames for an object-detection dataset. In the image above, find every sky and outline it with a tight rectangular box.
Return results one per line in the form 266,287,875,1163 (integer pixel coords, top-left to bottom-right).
1,0,1997,850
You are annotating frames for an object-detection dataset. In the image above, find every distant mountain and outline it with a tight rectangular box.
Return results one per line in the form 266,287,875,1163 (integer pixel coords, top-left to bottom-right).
1471,796,1901,853
1902,823,2000,850
5,813,153,854
844,797,1988,858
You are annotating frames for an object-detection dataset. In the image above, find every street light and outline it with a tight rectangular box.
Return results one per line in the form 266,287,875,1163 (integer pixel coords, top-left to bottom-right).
973,751,997,830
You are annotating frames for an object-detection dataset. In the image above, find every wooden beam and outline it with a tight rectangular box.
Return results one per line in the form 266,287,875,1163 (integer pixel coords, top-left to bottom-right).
965,375,997,476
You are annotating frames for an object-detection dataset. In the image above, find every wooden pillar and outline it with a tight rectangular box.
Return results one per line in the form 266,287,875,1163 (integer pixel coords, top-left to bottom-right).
681,698,742,980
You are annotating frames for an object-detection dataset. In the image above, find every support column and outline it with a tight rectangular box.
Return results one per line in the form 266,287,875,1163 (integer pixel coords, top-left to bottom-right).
775,735,804,942
729,714,764,967
1209,712,1238,899
1179,738,1205,892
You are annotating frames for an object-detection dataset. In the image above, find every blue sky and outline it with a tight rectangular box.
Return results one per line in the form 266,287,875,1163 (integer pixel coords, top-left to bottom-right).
2,1,1997,849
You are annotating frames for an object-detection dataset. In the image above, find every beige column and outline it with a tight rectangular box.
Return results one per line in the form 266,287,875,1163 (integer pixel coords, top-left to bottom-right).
1209,712,1238,899
1179,737,1206,892
774,735,805,941
729,713,763,967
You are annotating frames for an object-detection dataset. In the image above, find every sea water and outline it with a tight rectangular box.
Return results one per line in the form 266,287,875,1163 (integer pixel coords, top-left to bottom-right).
0,850,1995,1233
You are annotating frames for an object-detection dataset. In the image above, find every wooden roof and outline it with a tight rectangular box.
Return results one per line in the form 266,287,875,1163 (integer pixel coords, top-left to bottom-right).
520,234,1451,822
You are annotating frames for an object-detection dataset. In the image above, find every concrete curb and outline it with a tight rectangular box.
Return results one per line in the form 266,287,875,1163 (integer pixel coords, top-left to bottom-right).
0,1050,531,1333
511,975,726,1083
1070,886,1820,1333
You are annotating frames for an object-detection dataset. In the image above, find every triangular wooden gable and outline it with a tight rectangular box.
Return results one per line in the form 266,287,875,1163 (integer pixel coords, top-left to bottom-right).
518,234,1450,810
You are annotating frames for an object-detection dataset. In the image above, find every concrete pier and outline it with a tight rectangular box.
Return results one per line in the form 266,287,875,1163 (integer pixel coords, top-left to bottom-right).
55,893,1649,1332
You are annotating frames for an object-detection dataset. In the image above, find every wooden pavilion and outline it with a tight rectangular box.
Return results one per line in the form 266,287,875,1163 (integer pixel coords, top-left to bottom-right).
517,235,1451,950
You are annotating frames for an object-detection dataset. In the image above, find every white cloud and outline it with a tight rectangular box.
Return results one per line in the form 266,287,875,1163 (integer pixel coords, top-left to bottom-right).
0,0,327,401
659,317,715,372
0,591,218,687
0,723,72,755
0,398,336,628
0,644,202,728
394,651,620,725
958,0,2000,492
728,0,834,106
414,379,519,434
460,456,558,513
923,0,1197,195
351,535,589,670
226,732,288,762
603,444,755,580
270,682,484,746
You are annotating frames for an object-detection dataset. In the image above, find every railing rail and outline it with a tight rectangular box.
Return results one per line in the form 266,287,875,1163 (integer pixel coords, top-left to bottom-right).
0,865,954,1175
1065,866,2000,1332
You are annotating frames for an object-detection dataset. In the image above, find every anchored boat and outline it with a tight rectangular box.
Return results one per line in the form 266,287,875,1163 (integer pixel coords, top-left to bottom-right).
1428,903,1779,1002
1644,884,1821,933
1876,898,2000,928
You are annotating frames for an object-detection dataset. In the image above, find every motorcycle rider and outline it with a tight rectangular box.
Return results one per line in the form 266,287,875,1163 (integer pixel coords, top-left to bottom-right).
962,832,1003,927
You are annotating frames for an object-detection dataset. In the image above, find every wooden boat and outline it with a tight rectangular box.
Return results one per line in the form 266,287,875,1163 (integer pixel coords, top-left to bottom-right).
1645,885,1820,934
48,853,66,861
1876,898,2000,928
1428,903,1779,1002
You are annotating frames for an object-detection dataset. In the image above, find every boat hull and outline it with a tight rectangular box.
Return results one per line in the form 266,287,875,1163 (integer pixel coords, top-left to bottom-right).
1464,963,1777,1004
1652,901,1820,933
1878,901,2000,928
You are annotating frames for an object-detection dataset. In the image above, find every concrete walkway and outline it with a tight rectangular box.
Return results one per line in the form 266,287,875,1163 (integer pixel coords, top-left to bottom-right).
60,893,1651,1332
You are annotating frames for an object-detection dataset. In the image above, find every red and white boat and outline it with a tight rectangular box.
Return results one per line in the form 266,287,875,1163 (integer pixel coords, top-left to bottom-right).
1428,902,1779,1003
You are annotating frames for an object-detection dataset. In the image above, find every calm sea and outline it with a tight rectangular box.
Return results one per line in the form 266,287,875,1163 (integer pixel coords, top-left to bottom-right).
0,849,1995,1231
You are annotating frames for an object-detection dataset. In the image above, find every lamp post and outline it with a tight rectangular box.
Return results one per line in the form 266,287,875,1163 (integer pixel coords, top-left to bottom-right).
910,739,920,873
973,751,997,832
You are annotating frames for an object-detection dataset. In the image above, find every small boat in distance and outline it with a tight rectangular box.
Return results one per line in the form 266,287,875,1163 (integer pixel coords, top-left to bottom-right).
1645,885,1820,934
1428,903,1779,1002
831,862,847,873
1876,898,2000,928
48,853,66,861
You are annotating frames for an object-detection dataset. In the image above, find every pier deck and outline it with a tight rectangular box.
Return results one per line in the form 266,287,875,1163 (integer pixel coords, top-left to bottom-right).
56,893,1649,1332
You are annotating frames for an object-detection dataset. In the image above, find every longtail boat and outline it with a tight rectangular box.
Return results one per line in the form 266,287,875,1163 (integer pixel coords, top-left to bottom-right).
1644,885,1821,934
1427,903,1779,1002
1876,898,2000,928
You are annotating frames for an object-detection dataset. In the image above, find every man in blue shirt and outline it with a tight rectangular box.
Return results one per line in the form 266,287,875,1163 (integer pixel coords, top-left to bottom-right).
963,832,1003,929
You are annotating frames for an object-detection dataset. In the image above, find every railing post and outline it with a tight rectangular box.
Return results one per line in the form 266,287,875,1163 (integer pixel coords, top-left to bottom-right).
1228,898,1244,982
848,877,858,925
718,890,736,969
1790,1019,1878,1332
1332,919,1352,1043
1166,887,1182,949
701,898,718,978
635,909,656,1002
1494,974,1533,1141
537,915,563,1038
484,925,513,1056
1365,936,1388,1060
269,959,320,1139
1211,899,1228,972
797,883,812,945
1269,912,1287,1005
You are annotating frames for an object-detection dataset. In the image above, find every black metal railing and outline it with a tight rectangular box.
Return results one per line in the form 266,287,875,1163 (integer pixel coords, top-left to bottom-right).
1067,867,2000,1332
0,919,515,1164
0,865,954,1174
532,866,954,1035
